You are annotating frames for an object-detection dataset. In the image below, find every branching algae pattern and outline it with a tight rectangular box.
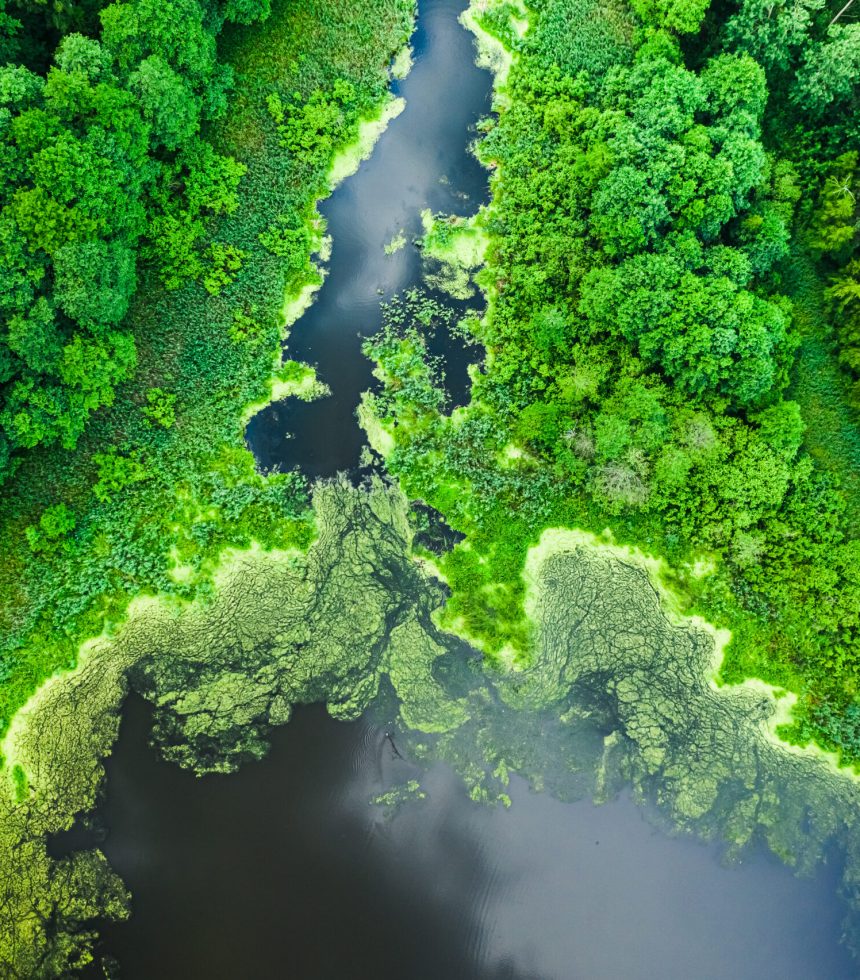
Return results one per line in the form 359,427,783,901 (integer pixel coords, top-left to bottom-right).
4,0,860,976
6,478,860,972
0,478,456,974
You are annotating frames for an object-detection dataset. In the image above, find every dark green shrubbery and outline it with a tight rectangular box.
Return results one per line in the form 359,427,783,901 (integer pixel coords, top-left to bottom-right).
0,0,260,478
367,0,860,760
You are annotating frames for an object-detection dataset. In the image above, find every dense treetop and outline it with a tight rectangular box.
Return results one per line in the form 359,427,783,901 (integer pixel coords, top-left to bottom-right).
0,0,267,480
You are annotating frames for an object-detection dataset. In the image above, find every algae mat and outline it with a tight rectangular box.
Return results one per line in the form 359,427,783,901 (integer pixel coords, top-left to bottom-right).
5,479,860,973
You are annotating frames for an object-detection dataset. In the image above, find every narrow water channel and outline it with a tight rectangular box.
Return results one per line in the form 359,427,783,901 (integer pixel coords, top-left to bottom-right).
80,1,859,976
244,0,490,477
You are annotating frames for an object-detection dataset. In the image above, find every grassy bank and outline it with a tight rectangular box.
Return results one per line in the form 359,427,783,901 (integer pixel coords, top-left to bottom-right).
0,0,414,745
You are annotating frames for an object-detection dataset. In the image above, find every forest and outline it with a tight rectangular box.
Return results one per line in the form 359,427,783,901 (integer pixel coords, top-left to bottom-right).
1,0,860,972
364,0,860,759
0,0,270,478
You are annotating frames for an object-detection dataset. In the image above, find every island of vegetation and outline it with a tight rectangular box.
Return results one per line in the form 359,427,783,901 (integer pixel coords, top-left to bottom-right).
1,0,860,974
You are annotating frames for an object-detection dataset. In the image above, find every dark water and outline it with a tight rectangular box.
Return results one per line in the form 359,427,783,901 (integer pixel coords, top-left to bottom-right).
87,697,854,979
80,1,859,976
244,0,489,477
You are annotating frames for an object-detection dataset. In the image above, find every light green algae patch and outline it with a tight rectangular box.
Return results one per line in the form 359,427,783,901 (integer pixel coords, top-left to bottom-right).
523,527,730,667
460,0,528,96
0,479,464,973
509,534,860,836
384,230,408,254
0,607,143,975
421,209,489,267
167,545,196,584
511,9,529,37
277,214,331,337
420,209,489,299
358,392,396,457
460,4,514,88
742,678,859,777
269,361,330,403
390,45,413,80
327,96,406,190
371,779,425,812
240,360,330,426
385,619,470,732
521,528,860,780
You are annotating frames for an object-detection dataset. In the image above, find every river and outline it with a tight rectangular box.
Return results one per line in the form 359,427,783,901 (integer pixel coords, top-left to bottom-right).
80,1,858,976
244,0,488,477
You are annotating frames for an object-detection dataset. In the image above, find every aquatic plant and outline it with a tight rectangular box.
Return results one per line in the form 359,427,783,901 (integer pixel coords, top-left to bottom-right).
9,480,860,970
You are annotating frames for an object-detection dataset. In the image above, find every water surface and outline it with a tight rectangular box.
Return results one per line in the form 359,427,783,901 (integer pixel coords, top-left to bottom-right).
88,698,854,979
245,0,489,476
83,2,860,976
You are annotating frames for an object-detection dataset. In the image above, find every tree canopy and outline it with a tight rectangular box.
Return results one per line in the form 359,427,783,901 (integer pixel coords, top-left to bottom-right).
0,0,258,480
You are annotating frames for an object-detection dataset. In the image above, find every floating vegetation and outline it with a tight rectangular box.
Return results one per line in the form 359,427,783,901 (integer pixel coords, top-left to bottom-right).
384,230,408,254
390,45,414,80
420,209,489,299
8,479,860,971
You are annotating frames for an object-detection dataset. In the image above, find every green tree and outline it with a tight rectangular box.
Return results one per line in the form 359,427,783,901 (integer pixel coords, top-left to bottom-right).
130,55,199,150
793,24,860,114
92,446,148,501
25,503,76,552
54,241,137,330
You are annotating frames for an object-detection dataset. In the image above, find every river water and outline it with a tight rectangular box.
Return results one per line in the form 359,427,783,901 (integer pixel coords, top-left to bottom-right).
82,1,858,976
244,0,488,477
89,697,852,979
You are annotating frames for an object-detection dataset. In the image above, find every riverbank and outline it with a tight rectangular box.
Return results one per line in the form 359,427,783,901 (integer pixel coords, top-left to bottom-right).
0,2,415,972
361,0,860,769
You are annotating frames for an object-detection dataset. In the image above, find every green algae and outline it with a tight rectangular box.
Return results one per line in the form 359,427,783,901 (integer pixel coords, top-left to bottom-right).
459,0,528,97
123,479,431,772
384,230,409,255
0,479,449,970
240,361,330,426
371,779,425,811
358,391,397,457
420,209,489,299
390,45,414,81
385,618,470,733
0,624,135,976
327,97,406,190
10,479,860,969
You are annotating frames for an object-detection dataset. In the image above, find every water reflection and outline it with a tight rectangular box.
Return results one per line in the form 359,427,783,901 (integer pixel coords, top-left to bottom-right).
244,0,490,477
88,697,854,979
